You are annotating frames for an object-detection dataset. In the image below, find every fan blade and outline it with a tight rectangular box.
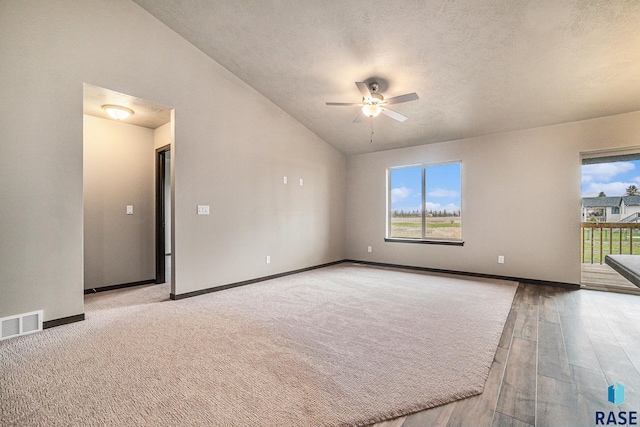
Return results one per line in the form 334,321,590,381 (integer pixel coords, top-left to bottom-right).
385,93,419,105
326,102,360,106
352,112,363,123
355,82,371,98
382,108,408,122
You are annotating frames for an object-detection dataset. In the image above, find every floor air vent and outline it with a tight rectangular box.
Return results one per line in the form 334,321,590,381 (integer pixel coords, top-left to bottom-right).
1,310,43,340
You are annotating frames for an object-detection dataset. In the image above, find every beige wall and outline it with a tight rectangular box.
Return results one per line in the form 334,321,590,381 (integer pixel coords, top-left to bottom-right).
154,122,172,150
83,115,155,290
0,0,346,321
346,111,640,285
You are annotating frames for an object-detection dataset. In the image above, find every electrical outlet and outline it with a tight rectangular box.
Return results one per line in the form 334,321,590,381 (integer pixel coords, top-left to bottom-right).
299,178,303,186
498,255,504,264
197,205,210,215
266,256,271,264
367,246,372,253
126,205,133,215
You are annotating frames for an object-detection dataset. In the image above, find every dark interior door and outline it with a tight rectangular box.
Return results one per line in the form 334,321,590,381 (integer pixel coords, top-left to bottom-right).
155,147,169,284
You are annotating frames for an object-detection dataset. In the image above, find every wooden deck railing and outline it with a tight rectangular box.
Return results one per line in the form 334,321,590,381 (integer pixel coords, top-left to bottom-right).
581,222,640,264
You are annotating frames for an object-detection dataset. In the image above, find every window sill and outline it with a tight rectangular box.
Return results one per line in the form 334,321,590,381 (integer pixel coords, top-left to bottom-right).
384,238,464,246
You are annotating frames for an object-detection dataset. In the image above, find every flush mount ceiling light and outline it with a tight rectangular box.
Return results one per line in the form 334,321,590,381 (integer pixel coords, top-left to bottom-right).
102,104,134,120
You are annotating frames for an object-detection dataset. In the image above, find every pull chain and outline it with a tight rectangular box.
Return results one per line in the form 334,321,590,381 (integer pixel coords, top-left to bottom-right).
370,119,374,144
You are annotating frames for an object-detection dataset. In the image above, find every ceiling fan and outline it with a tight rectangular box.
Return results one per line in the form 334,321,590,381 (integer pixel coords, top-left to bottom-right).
326,81,419,123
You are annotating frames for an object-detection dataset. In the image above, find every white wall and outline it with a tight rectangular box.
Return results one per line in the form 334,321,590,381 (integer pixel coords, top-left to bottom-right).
0,0,346,322
346,111,640,285
83,115,155,290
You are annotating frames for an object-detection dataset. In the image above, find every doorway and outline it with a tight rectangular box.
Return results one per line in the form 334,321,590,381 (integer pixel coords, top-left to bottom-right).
581,150,640,294
83,83,174,297
156,147,171,284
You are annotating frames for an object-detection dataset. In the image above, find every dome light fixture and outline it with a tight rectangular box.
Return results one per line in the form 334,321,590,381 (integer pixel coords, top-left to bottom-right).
362,103,382,118
102,104,134,120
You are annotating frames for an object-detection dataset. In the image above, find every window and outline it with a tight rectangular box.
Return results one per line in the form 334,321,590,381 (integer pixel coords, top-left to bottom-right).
387,162,462,244
612,207,620,214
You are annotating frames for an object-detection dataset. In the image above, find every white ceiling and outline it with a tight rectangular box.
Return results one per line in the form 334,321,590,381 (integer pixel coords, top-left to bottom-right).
83,84,172,129
132,0,640,155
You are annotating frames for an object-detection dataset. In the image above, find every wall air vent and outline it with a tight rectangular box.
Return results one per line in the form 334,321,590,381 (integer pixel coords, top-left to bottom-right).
0,310,43,340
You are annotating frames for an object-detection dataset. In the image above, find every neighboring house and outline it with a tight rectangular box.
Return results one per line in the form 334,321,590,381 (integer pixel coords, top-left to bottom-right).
582,196,640,222
621,195,640,221
582,196,622,222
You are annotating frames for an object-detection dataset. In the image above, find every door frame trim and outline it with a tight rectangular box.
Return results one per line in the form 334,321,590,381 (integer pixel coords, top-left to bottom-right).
155,145,170,284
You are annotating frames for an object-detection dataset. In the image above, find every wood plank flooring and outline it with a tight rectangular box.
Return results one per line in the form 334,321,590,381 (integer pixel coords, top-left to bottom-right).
581,263,638,290
371,283,640,427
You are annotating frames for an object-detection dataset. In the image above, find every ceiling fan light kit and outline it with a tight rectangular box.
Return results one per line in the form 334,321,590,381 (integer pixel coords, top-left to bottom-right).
326,81,419,123
362,103,382,118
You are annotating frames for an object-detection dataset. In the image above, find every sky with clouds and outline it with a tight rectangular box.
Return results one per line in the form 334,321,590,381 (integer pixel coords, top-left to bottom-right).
390,163,461,213
582,160,640,197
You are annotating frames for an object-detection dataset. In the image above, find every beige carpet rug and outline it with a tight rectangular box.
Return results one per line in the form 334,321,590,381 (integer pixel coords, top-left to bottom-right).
1,263,517,426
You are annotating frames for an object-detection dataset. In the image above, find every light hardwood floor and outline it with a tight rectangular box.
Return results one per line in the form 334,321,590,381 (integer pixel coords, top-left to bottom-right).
371,283,640,427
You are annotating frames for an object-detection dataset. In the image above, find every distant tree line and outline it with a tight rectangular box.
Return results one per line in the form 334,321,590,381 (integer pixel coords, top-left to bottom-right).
392,209,461,218
595,186,640,197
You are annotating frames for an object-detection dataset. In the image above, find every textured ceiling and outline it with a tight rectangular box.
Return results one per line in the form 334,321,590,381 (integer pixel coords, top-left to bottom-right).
132,0,640,155
83,84,171,129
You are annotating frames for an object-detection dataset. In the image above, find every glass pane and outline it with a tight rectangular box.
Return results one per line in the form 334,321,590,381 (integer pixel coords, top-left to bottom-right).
390,166,422,238
425,163,461,239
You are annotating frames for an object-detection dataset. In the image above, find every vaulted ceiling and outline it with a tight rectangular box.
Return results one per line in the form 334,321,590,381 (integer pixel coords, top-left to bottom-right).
132,0,640,155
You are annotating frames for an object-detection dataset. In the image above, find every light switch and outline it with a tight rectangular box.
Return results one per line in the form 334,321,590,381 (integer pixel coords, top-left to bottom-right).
283,176,288,184
299,178,303,186
126,205,133,215
197,205,210,215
